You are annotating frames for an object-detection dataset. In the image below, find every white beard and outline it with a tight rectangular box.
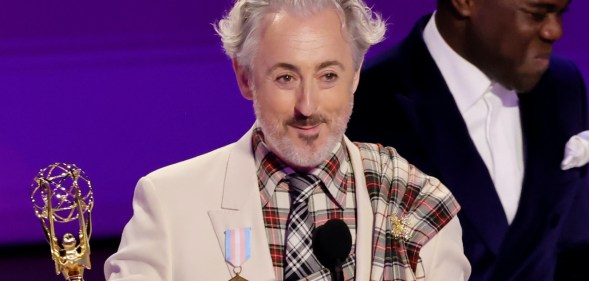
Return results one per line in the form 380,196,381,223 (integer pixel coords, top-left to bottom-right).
253,98,352,170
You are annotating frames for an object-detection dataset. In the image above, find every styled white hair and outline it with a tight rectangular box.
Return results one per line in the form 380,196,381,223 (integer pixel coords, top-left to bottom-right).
214,0,386,71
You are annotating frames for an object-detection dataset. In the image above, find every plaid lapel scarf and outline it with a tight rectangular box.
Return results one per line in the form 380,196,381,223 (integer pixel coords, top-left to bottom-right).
283,173,323,281
356,142,461,281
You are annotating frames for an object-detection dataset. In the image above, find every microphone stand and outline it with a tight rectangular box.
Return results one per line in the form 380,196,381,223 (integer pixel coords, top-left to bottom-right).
331,258,344,281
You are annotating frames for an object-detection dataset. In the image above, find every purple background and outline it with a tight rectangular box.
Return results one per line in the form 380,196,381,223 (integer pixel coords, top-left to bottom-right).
0,0,587,278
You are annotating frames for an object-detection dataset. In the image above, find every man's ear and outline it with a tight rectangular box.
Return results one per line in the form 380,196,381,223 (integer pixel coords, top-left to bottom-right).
450,0,476,17
232,58,254,100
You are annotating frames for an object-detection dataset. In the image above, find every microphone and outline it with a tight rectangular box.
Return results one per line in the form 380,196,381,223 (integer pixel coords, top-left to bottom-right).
313,218,352,281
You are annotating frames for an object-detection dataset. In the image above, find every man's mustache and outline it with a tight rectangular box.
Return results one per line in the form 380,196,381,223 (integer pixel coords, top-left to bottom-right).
286,114,328,127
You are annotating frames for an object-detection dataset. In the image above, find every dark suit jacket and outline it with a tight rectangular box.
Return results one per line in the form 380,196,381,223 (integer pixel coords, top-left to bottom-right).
347,15,589,281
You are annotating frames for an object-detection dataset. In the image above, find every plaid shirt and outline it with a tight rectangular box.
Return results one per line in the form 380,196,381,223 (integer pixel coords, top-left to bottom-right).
252,127,357,281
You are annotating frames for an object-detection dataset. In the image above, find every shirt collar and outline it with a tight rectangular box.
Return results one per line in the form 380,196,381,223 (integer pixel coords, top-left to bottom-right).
423,12,493,114
252,126,350,209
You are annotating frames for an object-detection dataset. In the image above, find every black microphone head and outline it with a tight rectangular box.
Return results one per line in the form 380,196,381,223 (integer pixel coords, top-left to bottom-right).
312,218,352,269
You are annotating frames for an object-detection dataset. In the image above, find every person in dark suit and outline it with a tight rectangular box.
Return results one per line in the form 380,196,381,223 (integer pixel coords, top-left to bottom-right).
347,0,589,280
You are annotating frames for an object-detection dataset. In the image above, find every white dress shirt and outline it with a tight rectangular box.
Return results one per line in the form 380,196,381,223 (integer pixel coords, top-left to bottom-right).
422,13,524,224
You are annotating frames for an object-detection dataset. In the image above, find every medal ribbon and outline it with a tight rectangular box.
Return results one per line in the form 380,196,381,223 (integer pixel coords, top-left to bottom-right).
225,227,251,267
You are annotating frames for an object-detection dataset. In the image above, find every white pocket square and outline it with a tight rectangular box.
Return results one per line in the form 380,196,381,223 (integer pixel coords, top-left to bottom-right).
561,131,589,170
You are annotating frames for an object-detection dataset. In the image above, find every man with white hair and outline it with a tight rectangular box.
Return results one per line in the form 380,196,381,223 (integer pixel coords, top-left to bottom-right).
104,1,471,280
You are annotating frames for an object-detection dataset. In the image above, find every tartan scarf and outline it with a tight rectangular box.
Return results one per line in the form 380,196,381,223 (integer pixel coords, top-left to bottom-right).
356,142,461,281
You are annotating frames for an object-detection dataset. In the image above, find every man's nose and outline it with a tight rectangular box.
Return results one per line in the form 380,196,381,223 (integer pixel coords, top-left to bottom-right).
540,14,563,43
295,82,318,117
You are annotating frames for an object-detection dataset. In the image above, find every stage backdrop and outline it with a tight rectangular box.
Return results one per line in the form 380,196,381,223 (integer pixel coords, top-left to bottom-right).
1,0,588,246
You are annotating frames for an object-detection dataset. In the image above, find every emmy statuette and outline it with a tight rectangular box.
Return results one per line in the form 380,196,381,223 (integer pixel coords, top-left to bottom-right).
31,163,94,281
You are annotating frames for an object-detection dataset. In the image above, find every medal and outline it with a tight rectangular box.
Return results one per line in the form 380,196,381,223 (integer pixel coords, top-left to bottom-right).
225,228,251,281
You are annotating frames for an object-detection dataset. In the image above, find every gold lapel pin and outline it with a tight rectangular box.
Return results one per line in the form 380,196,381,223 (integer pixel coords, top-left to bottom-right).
390,214,410,241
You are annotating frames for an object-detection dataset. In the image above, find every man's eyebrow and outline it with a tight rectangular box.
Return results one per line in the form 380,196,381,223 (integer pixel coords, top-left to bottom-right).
317,60,346,71
266,61,346,75
525,0,570,12
267,63,300,75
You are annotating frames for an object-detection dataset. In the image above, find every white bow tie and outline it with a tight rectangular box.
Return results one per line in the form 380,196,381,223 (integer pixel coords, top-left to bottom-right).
561,131,589,170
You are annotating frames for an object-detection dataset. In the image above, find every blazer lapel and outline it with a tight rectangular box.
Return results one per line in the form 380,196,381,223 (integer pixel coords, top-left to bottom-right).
345,138,374,280
208,127,275,280
496,73,581,271
397,17,509,254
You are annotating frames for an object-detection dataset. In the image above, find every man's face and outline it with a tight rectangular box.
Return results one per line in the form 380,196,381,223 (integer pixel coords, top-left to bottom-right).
235,7,360,171
465,0,569,92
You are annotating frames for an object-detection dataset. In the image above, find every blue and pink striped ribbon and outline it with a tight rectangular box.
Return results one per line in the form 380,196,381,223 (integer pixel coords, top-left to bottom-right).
225,227,251,267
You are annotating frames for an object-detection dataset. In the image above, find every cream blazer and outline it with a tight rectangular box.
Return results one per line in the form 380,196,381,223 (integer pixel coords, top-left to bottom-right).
104,127,470,280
